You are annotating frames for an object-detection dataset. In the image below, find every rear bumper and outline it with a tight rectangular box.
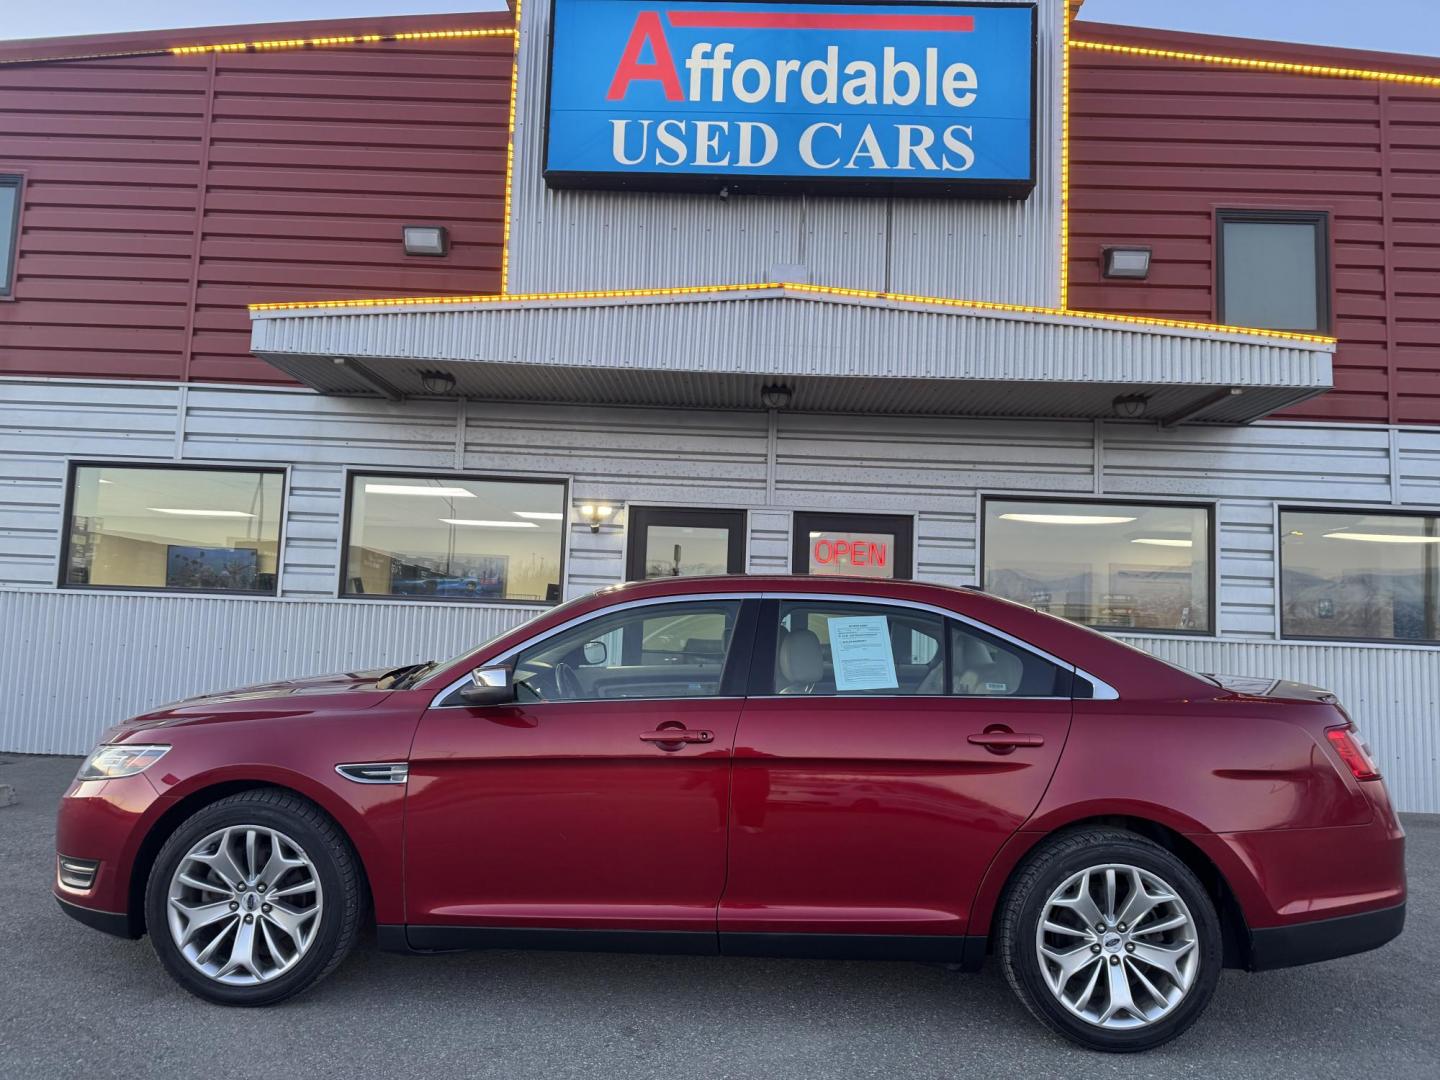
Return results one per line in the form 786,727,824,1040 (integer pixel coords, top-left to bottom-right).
1248,901,1405,971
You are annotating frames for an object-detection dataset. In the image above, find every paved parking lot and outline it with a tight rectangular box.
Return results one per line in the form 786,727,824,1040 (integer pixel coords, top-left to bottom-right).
2,753,1435,1080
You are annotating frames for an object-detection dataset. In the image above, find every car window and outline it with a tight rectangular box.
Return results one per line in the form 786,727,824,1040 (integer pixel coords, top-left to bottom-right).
772,601,945,696
514,600,741,702
950,621,1071,698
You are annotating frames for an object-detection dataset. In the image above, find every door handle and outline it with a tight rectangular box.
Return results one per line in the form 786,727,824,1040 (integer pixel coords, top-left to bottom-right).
639,728,714,745
968,731,1044,750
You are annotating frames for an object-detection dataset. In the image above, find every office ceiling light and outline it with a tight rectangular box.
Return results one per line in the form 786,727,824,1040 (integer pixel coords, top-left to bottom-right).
403,225,449,257
419,370,457,395
1132,537,1194,548
761,384,793,409
146,508,254,518
1323,531,1440,544
1102,246,1152,279
365,483,474,498
440,518,537,528
513,511,563,520
1112,393,1149,419
1000,513,1137,526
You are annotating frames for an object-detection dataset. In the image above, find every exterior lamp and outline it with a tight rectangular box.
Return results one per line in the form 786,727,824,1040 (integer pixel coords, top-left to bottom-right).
403,225,449,257
1101,246,1152,279
1112,393,1149,419
419,370,456,395
576,503,616,533
761,384,793,409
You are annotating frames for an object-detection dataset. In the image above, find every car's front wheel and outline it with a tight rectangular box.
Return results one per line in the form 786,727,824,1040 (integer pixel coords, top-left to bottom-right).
144,789,363,1005
997,827,1222,1052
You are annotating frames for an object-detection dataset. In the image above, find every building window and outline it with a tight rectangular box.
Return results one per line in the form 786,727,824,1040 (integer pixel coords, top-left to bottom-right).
1217,210,1329,332
0,175,21,296
983,499,1213,634
63,464,284,594
342,473,566,603
792,512,914,579
1281,508,1440,643
625,506,746,580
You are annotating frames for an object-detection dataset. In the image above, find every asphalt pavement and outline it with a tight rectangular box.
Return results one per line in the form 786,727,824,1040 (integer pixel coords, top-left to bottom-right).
2,753,1435,1080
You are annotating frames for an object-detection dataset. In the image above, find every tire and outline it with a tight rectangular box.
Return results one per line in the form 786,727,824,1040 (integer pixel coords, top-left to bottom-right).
144,788,364,1006
997,827,1223,1052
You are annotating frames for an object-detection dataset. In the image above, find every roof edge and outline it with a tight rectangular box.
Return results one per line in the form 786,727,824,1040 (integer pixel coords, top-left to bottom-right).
1074,19,1440,76
0,10,515,65
248,281,1337,350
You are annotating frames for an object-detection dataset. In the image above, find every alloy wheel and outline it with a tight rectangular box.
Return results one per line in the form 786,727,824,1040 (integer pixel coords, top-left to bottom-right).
1034,863,1199,1030
166,824,324,986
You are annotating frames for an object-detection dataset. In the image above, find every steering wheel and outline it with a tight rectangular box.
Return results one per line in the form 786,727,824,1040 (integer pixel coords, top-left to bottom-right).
554,661,585,701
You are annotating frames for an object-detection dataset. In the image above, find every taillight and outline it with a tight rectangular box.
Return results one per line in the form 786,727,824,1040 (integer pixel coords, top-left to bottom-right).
1326,725,1381,781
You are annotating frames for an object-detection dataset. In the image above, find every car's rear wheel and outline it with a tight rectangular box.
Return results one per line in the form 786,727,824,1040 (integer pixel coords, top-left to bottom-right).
144,789,363,1006
997,828,1222,1052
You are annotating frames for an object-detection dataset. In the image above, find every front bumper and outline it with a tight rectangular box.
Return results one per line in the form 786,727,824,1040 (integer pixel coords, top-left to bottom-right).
53,771,170,937
55,895,138,939
1249,901,1406,971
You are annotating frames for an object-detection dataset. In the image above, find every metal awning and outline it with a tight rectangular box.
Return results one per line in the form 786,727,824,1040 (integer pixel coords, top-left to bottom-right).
249,285,1334,425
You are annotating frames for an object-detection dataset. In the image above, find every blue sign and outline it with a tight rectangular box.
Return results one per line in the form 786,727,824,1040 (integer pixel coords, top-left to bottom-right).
544,0,1036,197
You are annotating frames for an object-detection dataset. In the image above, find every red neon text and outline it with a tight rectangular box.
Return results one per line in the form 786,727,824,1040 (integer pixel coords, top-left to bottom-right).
813,538,888,567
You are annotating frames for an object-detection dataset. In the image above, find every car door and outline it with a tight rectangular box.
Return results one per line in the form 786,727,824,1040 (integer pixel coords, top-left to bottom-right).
720,597,1073,954
405,597,756,948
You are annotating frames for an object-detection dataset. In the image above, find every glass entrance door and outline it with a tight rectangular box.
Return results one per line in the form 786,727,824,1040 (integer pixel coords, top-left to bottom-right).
626,507,747,580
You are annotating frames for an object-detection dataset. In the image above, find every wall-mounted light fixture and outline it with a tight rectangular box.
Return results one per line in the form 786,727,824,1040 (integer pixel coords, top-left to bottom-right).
1111,393,1150,419
419,370,456,395
1101,246,1152,280
403,225,449,257
761,384,793,410
576,503,616,534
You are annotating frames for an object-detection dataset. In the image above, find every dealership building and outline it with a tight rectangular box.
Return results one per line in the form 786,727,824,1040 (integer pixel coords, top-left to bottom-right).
2,1,1438,810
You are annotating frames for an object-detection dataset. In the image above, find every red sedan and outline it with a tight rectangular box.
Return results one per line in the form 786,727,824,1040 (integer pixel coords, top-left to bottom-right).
54,576,1405,1052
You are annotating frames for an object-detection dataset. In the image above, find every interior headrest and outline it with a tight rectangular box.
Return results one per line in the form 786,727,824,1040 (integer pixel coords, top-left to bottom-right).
778,627,824,686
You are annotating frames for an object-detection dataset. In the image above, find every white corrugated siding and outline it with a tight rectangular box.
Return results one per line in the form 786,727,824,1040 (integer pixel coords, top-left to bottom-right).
0,589,543,755
249,292,1333,424
506,1,1065,305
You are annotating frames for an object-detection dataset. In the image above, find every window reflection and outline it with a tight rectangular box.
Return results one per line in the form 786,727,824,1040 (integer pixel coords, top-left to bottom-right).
343,474,565,603
984,499,1212,633
1282,509,1440,642
66,465,282,594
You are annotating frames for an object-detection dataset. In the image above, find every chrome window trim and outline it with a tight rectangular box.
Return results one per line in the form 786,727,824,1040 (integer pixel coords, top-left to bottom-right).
428,589,1120,708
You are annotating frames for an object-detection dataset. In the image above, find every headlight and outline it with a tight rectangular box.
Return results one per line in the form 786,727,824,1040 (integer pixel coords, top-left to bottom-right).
76,744,170,781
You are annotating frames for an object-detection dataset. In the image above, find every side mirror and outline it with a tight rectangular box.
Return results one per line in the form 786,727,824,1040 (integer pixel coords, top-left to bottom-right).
457,665,515,706
582,640,607,666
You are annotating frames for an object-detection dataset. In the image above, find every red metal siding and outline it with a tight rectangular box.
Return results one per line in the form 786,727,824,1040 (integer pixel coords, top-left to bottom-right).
0,13,514,385
1070,22,1440,425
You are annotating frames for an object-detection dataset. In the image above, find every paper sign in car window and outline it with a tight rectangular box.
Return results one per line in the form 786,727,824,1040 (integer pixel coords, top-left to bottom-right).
828,616,899,692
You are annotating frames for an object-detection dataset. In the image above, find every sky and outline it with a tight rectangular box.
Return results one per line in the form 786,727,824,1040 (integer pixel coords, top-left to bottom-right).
1,0,1437,58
